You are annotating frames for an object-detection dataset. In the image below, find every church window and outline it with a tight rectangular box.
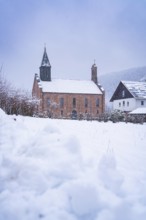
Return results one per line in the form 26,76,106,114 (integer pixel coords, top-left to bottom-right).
119,102,121,107
73,98,76,108
85,98,88,107
141,100,144,105
127,101,129,107
47,98,51,106
123,101,125,106
60,97,64,108
96,98,100,107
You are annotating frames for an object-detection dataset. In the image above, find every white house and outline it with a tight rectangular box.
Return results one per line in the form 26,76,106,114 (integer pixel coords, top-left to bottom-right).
110,81,146,112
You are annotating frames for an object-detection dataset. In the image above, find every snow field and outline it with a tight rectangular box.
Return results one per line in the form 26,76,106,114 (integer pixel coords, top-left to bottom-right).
0,109,146,220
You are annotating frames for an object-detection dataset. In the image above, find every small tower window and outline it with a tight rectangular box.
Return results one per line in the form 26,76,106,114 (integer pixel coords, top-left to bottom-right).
141,100,144,105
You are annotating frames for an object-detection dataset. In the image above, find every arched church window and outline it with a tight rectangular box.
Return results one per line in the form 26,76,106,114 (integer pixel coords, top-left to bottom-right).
73,98,76,108
96,98,100,107
60,98,64,108
47,98,51,106
85,98,88,107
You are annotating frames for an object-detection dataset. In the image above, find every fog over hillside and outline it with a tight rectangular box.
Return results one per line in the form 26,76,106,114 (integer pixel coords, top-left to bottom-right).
99,66,146,108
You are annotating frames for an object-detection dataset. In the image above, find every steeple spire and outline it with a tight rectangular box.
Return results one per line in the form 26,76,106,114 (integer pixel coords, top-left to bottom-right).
40,47,51,81
41,46,51,67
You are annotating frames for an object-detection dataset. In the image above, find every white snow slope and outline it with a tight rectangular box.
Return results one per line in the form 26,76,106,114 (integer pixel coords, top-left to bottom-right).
0,109,146,220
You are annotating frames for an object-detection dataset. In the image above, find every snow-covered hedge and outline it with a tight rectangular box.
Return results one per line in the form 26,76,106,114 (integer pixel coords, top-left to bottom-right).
97,110,145,124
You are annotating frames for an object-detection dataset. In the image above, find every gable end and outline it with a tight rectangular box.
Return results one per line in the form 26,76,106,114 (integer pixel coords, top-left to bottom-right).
110,81,133,102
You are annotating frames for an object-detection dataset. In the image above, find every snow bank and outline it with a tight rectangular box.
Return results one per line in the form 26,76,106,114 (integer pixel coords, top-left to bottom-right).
0,116,146,220
0,108,7,119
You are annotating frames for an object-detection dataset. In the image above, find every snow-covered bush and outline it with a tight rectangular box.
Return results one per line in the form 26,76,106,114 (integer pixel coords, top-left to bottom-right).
0,73,12,113
107,110,145,124
0,73,39,116
126,114,145,124
110,110,125,122
97,113,110,122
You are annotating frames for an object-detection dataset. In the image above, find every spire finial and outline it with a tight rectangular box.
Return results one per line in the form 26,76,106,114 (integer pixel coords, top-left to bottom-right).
94,59,96,65
44,43,46,51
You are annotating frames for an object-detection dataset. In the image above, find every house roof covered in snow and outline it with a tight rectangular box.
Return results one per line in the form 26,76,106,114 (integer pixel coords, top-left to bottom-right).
37,77,103,95
122,81,146,99
129,107,146,114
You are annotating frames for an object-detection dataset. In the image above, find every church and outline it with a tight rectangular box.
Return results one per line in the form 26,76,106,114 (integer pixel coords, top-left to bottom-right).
32,47,105,119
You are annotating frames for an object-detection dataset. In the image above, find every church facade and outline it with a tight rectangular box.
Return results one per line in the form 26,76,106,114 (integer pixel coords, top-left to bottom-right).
32,48,105,119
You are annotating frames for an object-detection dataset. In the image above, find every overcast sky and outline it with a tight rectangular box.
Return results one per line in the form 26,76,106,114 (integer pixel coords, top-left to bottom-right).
0,0,146,90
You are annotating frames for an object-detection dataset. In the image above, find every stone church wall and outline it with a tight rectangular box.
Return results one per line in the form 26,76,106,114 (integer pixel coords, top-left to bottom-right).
41,92,104,119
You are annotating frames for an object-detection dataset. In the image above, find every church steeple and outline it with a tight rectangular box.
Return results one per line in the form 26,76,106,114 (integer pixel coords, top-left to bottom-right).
40,47,51,81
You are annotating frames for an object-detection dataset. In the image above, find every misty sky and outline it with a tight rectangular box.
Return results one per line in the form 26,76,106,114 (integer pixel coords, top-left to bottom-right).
0,0,146,90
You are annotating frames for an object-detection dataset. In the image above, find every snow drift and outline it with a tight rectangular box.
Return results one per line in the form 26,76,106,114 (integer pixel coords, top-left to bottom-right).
0,109,146,220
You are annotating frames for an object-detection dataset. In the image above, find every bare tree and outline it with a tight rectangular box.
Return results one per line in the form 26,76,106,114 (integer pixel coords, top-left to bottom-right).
0,70,39,116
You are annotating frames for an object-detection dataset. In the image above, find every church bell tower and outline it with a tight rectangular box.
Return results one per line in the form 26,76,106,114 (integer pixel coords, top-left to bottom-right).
40,47,51,81
91,62,98,85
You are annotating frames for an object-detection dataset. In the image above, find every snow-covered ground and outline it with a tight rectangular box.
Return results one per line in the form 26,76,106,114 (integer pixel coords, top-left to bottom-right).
0,108,146,220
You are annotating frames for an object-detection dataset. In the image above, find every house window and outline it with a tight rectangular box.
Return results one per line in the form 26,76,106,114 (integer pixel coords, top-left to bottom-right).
127,101,129,107
60,97,64,108
119,102,121,107
141,100,144,106
123,101,125,106
96,98,100,107
97,109,99,114
122,90,125,98
85,98,88,107
47,98,51,106
73,98,76,108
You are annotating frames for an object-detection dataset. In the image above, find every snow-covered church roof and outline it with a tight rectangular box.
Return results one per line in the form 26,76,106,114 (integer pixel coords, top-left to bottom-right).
122,81,146,99
37,78,102,95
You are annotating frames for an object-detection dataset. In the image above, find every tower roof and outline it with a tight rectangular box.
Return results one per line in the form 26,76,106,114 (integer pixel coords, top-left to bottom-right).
41,47,51,67
92,60,97,68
